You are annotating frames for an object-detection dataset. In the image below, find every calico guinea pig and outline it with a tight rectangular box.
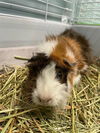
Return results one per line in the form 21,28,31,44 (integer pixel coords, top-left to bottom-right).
27,29,92,108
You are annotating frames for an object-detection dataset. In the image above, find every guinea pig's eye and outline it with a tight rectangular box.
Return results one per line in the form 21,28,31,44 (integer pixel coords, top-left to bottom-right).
63,59,77,67
63,59,70,66
56,70,63,79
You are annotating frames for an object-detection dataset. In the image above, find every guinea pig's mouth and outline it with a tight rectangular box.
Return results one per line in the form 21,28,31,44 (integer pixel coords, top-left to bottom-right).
38,104,54,108
33,100,56,108
34,102,62,109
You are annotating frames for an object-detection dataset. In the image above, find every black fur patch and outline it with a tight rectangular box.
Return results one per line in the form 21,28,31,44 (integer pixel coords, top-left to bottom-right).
55,65,69,84
27,53,51,78
27,53,69,84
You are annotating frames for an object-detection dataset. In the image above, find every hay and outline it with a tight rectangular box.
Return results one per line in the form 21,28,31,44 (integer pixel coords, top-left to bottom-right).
0,61,100,133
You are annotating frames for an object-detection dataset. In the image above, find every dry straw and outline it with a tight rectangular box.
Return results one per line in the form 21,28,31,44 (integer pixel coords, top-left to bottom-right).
0,59,100,133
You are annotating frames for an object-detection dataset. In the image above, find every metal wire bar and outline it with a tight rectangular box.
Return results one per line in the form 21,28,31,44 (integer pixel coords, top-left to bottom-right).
36,0,73,4
0,12,45,21
75,17,100,19
81,1,100,4
36,0,72,12
74,0,100,24
0,1,64,18
0,0,74,24
71,0,76,23
79,9,100,11
45,0,48,21
63,0,72,4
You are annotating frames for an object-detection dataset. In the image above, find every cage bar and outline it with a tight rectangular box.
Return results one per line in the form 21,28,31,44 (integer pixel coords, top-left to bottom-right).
0,0,100,25
0,0,73,23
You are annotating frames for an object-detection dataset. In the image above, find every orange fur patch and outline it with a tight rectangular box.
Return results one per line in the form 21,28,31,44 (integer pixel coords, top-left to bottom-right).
49,35,87,71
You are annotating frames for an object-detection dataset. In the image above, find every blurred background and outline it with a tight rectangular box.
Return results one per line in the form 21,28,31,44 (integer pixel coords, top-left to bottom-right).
0,0,100,66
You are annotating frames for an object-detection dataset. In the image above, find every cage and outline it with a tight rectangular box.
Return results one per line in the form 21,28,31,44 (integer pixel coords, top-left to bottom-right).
0,0,100,133
0,0,100,66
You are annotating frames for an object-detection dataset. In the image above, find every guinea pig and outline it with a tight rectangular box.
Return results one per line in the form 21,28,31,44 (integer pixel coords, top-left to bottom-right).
27,29,92,108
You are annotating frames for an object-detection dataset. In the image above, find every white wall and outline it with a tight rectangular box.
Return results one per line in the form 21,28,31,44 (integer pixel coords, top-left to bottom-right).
0,14,70,66
0,14,69,48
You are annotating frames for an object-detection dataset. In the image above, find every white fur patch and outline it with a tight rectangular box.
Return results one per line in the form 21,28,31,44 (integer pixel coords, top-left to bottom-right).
81,64,88,71
67,73,81,91
73,74,81,85
66,48,75,59
32,62,69,108
34,40,58,57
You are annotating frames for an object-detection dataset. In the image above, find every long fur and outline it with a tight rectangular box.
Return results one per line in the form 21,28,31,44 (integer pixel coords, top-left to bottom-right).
27,29,92,108
32,62,69,107
60,29,92,65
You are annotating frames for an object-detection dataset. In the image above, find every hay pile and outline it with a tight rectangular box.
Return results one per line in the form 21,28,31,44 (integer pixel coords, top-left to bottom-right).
0,60,100,133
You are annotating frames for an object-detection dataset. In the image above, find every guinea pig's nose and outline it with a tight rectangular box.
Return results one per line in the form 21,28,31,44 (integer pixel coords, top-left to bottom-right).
38,97,52,104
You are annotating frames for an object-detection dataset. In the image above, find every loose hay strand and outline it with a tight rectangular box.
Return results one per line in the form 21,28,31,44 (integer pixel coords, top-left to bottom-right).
14,56,29,61
0,62,100,133
1,118,13,133
33,118,45,133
